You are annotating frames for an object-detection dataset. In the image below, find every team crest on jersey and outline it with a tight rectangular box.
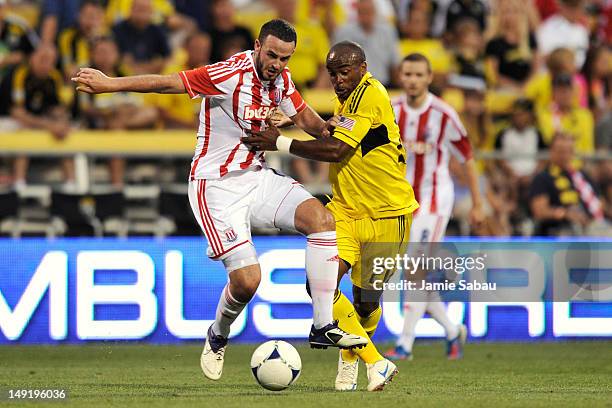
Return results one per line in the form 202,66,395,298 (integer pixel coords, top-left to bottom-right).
224,227,238,242
274,89,282,104
244,105,272,120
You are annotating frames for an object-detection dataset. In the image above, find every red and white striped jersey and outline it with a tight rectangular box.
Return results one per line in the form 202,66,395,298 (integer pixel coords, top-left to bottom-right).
392,93,472,216
179,50,306,180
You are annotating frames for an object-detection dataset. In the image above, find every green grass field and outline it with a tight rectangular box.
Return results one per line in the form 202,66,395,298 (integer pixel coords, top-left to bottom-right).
1,341,611,407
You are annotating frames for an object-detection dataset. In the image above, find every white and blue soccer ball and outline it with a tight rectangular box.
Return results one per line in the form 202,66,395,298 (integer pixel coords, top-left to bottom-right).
250,340,302,391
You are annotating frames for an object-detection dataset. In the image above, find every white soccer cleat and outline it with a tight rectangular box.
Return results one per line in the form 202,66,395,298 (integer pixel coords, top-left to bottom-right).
200,326,227,380
366,358,398,392
335,352,359,391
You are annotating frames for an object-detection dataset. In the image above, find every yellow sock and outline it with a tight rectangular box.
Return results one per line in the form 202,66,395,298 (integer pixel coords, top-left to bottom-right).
360,305,382,338
344,305,383,361
333,291,383,364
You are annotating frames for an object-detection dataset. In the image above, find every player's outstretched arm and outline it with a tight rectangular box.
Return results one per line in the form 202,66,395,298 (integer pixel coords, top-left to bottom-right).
71,68,185,95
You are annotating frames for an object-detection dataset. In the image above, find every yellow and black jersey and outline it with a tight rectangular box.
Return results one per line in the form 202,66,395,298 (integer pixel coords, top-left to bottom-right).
0,16,36,78
0,16,35,55
327,71,419,221
58,27,91,75
0,64,63,116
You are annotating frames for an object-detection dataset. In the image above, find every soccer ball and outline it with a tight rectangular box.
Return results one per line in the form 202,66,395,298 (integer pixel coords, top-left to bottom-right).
250,340,302,391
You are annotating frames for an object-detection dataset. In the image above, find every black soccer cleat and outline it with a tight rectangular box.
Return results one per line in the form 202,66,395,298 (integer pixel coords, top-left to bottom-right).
309,321,368,350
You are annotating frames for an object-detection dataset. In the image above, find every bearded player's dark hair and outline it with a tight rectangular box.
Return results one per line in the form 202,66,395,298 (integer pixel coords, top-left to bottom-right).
258,19,297,45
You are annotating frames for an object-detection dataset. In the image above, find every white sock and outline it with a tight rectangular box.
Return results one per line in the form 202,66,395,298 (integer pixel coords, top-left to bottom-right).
306,231,338,329
211,284,247,338
398,300,427,351
426,291,459,340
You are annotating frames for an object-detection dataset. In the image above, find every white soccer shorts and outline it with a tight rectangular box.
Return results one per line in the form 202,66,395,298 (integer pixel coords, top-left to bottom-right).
409,213,450,244
188,167,313,260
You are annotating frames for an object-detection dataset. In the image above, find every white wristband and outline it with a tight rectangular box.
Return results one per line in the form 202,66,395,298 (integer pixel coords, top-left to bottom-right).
276,135,293,153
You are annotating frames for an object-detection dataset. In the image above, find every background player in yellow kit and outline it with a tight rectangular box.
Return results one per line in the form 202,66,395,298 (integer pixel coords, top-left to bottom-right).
243,41,418,392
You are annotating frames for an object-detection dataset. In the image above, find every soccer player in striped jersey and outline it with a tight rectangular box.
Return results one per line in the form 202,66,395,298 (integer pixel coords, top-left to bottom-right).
244,41,417,391
384,53,485,361
72,19,368,382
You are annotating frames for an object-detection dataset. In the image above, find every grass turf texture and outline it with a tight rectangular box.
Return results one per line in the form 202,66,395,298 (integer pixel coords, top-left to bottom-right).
1,342,611,407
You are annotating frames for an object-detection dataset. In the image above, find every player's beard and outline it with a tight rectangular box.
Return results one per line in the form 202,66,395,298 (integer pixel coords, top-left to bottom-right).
255,54,277,81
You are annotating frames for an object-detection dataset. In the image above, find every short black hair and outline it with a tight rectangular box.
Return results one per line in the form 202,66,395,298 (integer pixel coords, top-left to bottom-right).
328,41,366,64
513,98,534,112
258,19,297,45
401,53,432,72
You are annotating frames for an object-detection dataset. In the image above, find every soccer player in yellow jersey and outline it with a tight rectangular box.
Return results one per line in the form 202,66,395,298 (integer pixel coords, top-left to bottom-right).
243,41,418,392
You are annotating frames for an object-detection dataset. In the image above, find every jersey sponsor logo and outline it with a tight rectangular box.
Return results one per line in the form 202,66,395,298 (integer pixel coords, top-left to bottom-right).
337,116,356,131
405,140,436,155
243,105,272,120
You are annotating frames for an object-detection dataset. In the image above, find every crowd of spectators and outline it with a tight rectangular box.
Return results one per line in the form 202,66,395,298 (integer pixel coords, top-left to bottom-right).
0,0,609,236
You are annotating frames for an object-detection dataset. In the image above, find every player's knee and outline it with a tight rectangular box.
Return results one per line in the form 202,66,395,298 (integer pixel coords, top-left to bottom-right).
225,245,260,302
354,301,379,318
295,198,336,235
229,271,260,302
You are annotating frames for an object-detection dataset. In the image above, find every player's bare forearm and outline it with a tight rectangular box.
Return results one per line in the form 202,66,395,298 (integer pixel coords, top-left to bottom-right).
112,74,183,93
241,120,353,162
291,105,327,138
72,68,185,94
464,158,483,208
289,137,353,162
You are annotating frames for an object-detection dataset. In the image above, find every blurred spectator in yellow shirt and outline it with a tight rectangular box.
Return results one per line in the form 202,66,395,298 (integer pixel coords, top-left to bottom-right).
156,32,211,129
74,36,157,186
275,0,330,90
58,0,106,80
0,44,73,188
297,0,345,37
399,7,451,90
536,73,594,157
0,1,36,76
525,47,588,111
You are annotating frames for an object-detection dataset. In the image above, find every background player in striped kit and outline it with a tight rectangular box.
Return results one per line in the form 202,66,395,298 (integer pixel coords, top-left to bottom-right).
72,19,368,383
384,53,485,361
